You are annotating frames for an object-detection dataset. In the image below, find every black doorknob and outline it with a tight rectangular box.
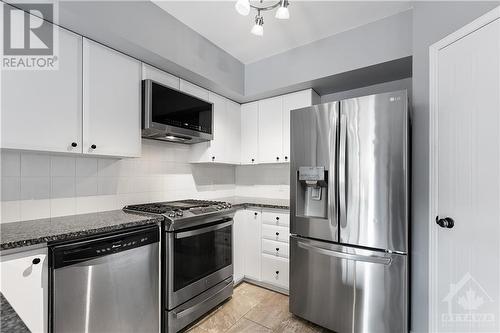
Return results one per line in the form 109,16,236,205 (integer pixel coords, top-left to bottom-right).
32,258,41,265
71,142,78,147
90,144,97,149
436,216,454,228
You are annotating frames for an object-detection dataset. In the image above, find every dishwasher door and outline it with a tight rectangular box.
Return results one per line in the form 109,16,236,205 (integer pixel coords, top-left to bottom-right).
50,226,159,333
290,236,408,333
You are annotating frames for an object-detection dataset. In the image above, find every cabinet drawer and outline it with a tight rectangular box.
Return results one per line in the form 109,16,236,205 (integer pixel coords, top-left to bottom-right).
262,224,290,243
261,254,289,289
261,210,289,227
262,239,289,258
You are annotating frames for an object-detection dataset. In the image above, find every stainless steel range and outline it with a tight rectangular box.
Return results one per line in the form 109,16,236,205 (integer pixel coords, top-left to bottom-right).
124,199,235,333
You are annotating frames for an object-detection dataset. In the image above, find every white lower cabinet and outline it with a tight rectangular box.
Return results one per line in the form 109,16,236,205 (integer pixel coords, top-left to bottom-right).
0,248,48,333
233,207,290,291
261,254,289,290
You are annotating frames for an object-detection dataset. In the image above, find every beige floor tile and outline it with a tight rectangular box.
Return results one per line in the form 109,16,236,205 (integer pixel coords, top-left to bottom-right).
185,325,209,333
234,282,275,302
226,318,272,333
244,292,291,330
274,315,330,333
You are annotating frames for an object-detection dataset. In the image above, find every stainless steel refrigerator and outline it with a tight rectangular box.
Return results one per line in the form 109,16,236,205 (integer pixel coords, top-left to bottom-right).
289,90,409,333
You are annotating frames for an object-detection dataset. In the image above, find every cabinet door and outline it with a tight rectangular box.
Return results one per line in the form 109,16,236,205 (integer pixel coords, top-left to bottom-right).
83,39,141,157
244,209,262,280
142,63,179,89
226,99,241,164
258,96,283,163
282,90,314,162
1,26,82,153
0,248,48,333
179,79,209,101
233,210,246,283
241,102,259,164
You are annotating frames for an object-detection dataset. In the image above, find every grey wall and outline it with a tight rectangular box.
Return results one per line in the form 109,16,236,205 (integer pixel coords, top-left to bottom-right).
52,1,245,99
410,2,499,332
244,9,412,99
320,78,412,103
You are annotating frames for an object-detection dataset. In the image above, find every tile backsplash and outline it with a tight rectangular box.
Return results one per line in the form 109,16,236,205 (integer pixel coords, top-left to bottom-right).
0,140,290,223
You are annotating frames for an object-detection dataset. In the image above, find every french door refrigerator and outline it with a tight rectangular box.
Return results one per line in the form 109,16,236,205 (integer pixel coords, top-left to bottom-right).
289,90,409,333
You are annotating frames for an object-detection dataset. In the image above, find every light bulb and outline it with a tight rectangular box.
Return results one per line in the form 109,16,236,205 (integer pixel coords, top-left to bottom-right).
251,24,264,36
235,0,250,16
275,6,289,19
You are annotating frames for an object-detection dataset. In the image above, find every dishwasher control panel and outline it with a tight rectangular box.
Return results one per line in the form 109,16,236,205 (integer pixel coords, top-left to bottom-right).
50,226,159,269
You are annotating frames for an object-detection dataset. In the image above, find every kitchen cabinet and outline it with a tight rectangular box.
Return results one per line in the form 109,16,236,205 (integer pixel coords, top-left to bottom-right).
142,63,180,89
1,25,83,154
261,254,289,290
83,39,142,157
233,210,246,283
243,209,262,281
0,248,48,333
258,96,283,164
282,90,320,161
240,102,259,164
180,79,209,101
190,93,241,164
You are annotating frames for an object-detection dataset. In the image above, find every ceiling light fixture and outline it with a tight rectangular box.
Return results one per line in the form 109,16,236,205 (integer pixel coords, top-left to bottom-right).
235,0,290,36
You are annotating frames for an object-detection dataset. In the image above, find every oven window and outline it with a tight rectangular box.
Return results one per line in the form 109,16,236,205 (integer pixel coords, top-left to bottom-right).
173,224,232,292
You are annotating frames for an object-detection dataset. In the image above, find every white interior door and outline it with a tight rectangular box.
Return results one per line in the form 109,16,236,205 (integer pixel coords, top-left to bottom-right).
430,12,500,332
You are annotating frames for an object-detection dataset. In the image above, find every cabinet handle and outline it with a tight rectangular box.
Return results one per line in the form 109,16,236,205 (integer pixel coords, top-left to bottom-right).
251,158,255,163
254,212,258,216
275,270,279,275
276,217,280,220
71,142,78,147
32,258,41,265
276,157,280,161
284,156,288,160
276,248,280,251
276,232,279,236
211,156,216,161
90,144,97,149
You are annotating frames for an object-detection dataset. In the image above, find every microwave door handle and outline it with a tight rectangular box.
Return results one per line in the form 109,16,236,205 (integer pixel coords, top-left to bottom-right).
297,241,391,265
175,220,233,239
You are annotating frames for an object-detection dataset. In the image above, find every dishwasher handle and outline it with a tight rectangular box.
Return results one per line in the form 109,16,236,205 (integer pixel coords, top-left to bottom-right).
51,226,159,269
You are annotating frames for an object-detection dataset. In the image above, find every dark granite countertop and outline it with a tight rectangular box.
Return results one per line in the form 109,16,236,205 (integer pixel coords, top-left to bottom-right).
1,293,30,333
0,210,163,251
216,196,289,210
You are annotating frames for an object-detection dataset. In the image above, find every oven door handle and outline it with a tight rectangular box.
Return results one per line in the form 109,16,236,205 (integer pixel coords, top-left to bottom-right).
175,219,233,239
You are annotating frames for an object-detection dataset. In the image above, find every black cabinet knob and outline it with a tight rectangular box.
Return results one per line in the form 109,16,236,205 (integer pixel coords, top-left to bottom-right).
275,271,279,275
32,258,41,265
276,248,279,251
211,156,215,161
251,158,255,162
284,156,288,160
436,216,454,229
276,217,280,220
71,142,78,147
276,157,280,161
276,232,279,236
254,212,258,216
90,144,97,149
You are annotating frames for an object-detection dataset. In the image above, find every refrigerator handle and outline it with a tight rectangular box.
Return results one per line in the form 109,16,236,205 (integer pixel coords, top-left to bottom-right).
328,107,338,230
339,111,347,229
297,241,392,265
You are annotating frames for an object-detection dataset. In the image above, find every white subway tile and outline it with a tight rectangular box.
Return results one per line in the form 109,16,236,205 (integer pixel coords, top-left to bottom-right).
51,177,76,198
20,199,50,220
20,177,50,200
1,151,20,177
50,197,76,217
76,177,98,196
1,201,21,223
97,158,120,177
21,153,50,177
51,156,76,177
76,157,98,177
1,177,20,201
97,177,119,195
76,196,101,214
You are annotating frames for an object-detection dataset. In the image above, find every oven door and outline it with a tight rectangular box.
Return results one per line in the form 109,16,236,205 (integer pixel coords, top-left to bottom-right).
167,219,233,309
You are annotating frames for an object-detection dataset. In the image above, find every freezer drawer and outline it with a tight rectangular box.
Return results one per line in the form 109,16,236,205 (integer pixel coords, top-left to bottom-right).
290,236,407,333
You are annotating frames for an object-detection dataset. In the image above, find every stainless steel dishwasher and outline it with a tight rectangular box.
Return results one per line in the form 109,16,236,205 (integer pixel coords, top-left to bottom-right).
49,225,159,333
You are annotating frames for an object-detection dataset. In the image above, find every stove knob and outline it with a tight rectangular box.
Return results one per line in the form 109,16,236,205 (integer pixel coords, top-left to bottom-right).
176,210,183,217
217,205,223,210
168,212,176,218
227,203,231,208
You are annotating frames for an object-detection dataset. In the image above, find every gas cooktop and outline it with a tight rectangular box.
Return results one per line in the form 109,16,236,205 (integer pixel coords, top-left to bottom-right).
124,199,234,229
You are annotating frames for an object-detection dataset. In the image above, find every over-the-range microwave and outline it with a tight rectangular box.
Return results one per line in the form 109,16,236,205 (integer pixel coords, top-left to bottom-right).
142,79,213,144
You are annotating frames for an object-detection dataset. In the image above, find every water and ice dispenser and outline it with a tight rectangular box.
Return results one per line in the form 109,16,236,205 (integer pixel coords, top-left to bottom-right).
296,166,328,219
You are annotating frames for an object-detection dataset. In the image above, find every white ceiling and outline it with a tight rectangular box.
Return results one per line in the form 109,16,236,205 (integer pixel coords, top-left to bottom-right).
152,1,412,64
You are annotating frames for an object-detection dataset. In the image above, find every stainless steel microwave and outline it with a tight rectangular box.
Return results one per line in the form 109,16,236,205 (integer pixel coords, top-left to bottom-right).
142,79,213,144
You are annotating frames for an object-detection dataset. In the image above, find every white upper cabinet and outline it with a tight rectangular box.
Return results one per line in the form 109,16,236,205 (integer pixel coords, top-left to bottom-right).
142,63,179,89
258,96,284,164
180,79,209,101
282,89,318,161
190,92,241,164
83,39,142,157
240,102,259,164
1,25,83,154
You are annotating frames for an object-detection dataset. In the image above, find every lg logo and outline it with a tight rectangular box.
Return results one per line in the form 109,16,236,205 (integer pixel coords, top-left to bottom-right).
3,4,53,56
